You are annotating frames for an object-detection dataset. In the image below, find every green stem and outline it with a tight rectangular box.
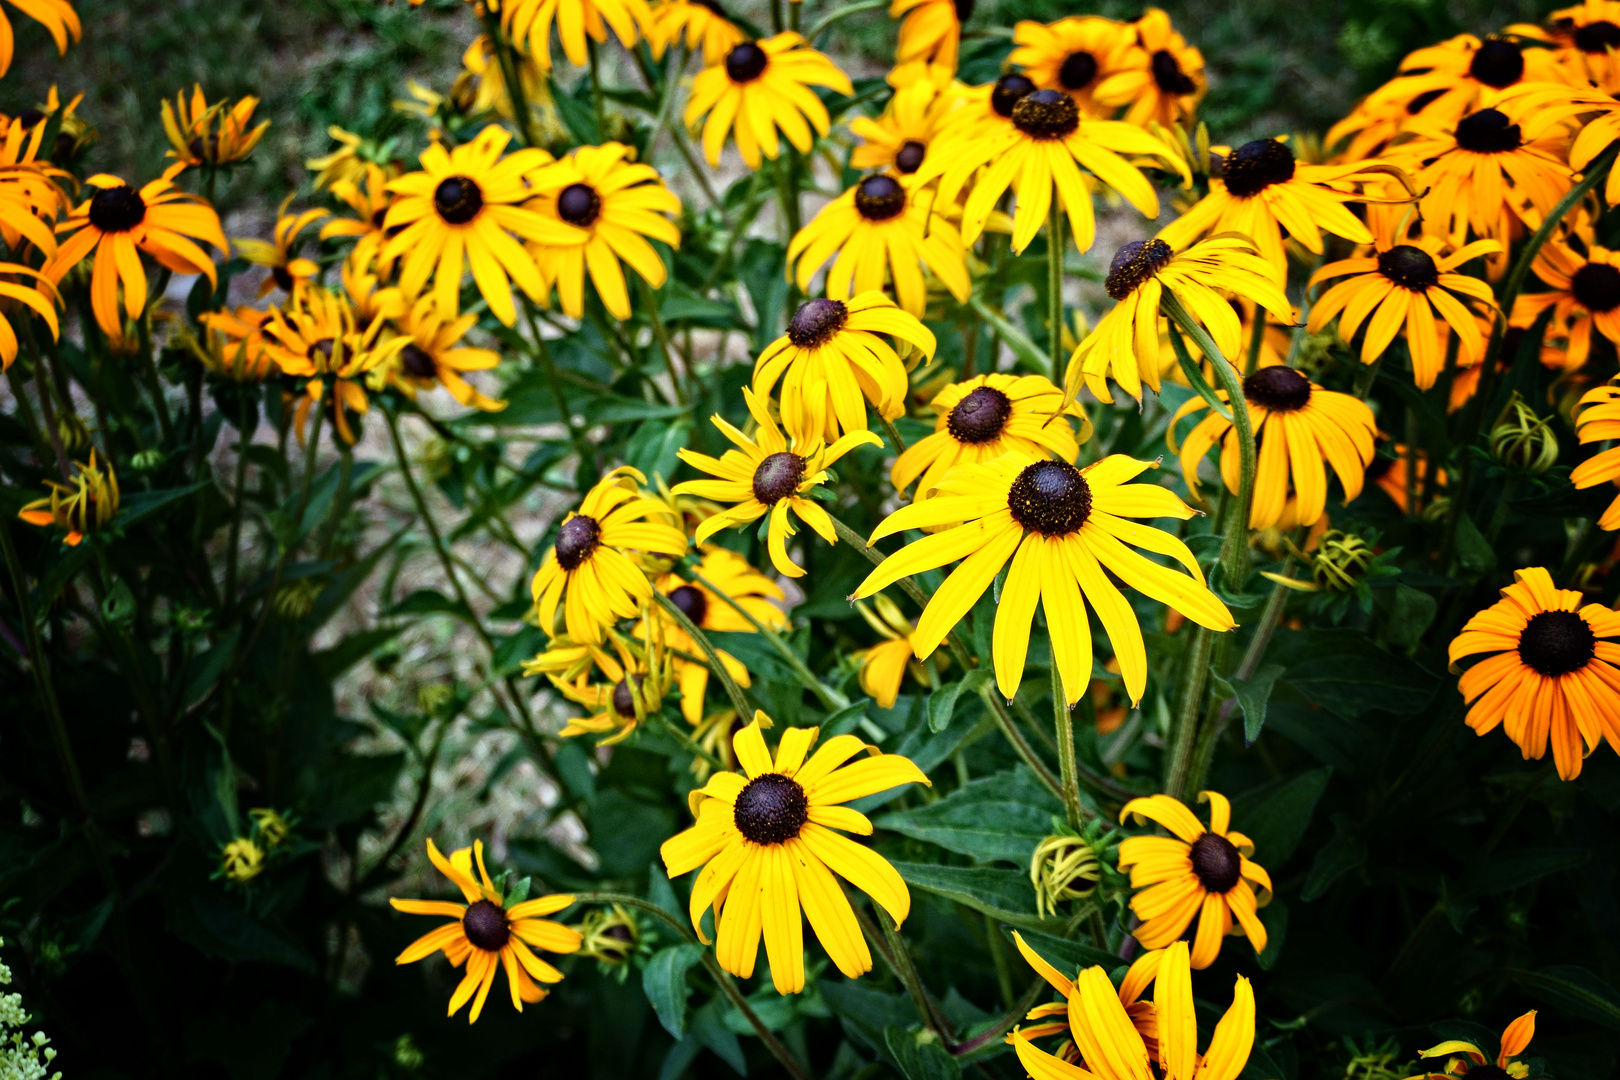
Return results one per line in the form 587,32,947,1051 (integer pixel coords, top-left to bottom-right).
1047,198,1064,383
652,590,753,717
639,275,687,405
690,568,846,710
523,301,598,488
877,413,908,455
650,712,727,769
588,38,606,139
1164,624,1213,801
223,392,252,617
855,904,953,1041
136,313,175,446
318,437,354,557
1049,639,1082,830
483,11,539,147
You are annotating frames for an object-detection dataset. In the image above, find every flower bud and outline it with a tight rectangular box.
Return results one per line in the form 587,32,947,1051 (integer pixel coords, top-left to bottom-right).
1489,393,1558,474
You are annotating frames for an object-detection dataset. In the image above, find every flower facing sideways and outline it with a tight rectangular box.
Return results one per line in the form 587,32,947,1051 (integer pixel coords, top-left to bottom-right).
1402,1010,1537,1079
18,451,118,546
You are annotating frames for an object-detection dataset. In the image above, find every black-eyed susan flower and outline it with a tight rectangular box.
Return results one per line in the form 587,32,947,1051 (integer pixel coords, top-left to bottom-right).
922,88,1186,256
1012,938,1255,1080
161,85,269,167
320,162,397,277
1094,7,1205,129
1358,35,1560,134
261,287,408,444
649,0,746,64
652,546,787,725
388,294,506,413
235,196,328,298
18,451,118,547
1511,233,1620,370
383,127,584,328
1404,1010,1538,1080
787,173,968,317
527,142,681,321
1574,377,1620,530
851,595,938,709
849,73,957,177
1308,234,1500,389
1116,791,1271,968
752,293,935,443
1545,0,1620,82
503,0,652,70
0,117,74,261
928,72,1036,151
1170,361,1377,530
672,387,881,578
531,466,689,646
192,305,277,382
1157,138,1409,275
0,0,80,77
1449,566,1620,781
390,839,582,1022
1009,16,1129,117
46,163,227,340
1502,78,1620,210
686,33,854,169
1067,236,1292,406
1012,930,1159,1048
659,712,929,994
853,451,1234,704
0,263,57,370
554,623,673,744
889,0,967,72
892,372,1088,502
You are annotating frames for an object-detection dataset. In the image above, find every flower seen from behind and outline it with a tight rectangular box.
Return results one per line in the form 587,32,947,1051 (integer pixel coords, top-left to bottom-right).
652,546,787,725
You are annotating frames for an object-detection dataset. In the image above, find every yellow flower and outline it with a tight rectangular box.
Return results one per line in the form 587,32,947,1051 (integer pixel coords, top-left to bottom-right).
161,85,269,167
1511,231,1620,370
652,546,787,725
530,466,689,646
1117,791,1272,968
235,195,329,298
1008,16,1130,117
686,33,854,169
889,0,965,72
852,451,1233,705
192,306,277,382
261,287,408,445
848,73,959,177
752,293,936,443
1574,376,1620,530
659,712,930,994
1403,1010,1538,1080
306,126,371,191
0,0,80,77
18,451,119,547
787,174,968,317
649,0,746,64
1501,76,1620,210
851,595,937,709
248,808,292,848
0,261,58,371
319,162,398,277
527,142,681,320
0,116,74,263
1093,7,1205,129
383,127,584,327
220,838,265,882
389,840,582,1023
502,0,652,70
672,387,881,578
388,293,506,412
554,620,673,745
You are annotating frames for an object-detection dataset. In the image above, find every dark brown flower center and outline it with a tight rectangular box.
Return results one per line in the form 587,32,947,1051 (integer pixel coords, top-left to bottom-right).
1469,39,1525,88
1453,108,1522,153
725,41,768,83
433,176,483,225
946,386,1012,444
1059,50,1099,90
895,140,927,174
1518,609,1596,677
15,108,43,128
189,134,220,162
462,899,510,951
1189,833,1242,893
854,174,906,221
557,182,602,226
1151,49,1196,95
612,674,643,718
1011,89,1079,139
372,206,389,229
400,343,437,379
88,185,147,233
1377,245,1440,291
1406,87,1448,115
732,773,808,844
786,297,848,348
1104,238,1174,300
752,451,805,505
1221,138,1296,197
1364,455,1396,482
309,338,337,365
1573,262,1620,312
1243,366,1312,412
1007,459,1092,536
668,584,709,626
1576,19,1620,52
991,73,1037,118
271,265,294,292
952,0,973,22
555,514,601,572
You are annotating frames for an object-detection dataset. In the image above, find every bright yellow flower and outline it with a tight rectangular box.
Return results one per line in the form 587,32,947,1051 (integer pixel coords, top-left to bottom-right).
1511,232,1620,370
648,0,746,64
848,72,959,177
388,293,506,412
161,85,269,167
320,162,398,277
889,0,965,72
502,0,652,70
260,287,408,445
1093,8,1205,129
18,451,118,547
234,195,328,298
1009,16,1130,117
686,33,854,169
1574,376,1620,530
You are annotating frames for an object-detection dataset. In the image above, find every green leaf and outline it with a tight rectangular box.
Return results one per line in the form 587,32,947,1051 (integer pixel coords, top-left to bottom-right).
689,999,747,1074
648,862,683,925
1271,630,1439,717
820,698,873,739
885,1026,962,1080
1232,766,1332,868
311,626,401,682
1381,583,1438,654
1471,848,1589,896
643,943,706,1039
1301,813,1365,901
874,767,1061,864
1256,899,1288,970
1456,511,1495,575
1210,663,1285,745
1508,966,1620,1031
927,670,992,733
184,626,242,708
385,589,473,621
889,860,1055,931
1002,925,1119,977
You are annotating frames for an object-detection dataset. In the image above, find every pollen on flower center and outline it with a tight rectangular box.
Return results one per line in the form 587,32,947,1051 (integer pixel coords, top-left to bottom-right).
990,73,1037,118
1243,366,1312,412
946,386,1012,444
462,899,510,951
854,174,907,221
1468,39,1525,88
1221,138,1296,197
400,344,437,379
1572,262,1620,313
433,176,484,225
1007,459,1092,536
555,514,601,571
725,41,768,83
1453,108,1523,153
895,140,927,174
1576,19,1620,52
1377,245,1441,291
786,297,849,347
1011,89,1079,139
1104,238,1174,300
668,584,709,626
1151,49,1196,95
1059,50,1099,90
89,186,147,233
1188,833,1242,893
752,451,805,505
732,773,809,845
1518,609,1596,677
557,183,602,226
